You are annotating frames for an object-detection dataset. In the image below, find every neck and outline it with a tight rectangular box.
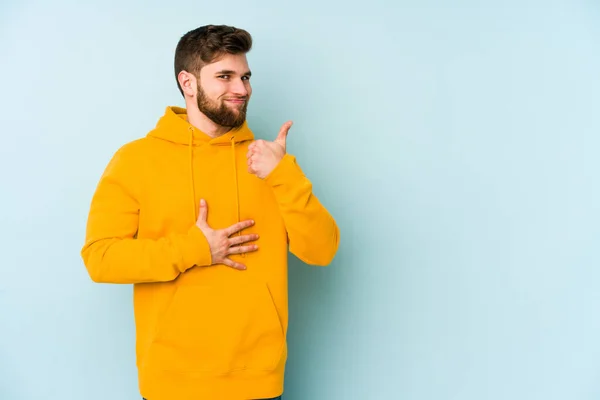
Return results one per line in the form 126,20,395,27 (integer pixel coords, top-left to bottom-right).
185,102,231,138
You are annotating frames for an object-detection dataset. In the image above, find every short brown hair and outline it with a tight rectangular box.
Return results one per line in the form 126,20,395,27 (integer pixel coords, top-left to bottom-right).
174,25,253,96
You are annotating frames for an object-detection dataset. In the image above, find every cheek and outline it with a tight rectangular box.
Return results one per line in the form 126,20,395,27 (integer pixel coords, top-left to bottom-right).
203,81,229,99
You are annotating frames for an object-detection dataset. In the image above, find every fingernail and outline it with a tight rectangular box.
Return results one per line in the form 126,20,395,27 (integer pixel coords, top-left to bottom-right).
200,199,205,206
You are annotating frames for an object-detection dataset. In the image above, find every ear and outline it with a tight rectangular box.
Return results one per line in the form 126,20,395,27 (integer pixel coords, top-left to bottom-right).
178,70,197,98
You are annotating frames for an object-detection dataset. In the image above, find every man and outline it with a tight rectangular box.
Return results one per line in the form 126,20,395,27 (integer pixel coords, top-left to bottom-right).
81,24,339,400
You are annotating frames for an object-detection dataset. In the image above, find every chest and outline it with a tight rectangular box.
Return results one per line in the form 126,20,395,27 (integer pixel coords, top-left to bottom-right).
137,145,282,237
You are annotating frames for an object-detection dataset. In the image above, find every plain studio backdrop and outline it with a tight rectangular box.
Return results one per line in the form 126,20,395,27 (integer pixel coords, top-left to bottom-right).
1,0,599,399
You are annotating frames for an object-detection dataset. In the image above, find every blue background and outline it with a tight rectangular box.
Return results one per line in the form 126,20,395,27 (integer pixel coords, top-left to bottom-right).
1,1,599,399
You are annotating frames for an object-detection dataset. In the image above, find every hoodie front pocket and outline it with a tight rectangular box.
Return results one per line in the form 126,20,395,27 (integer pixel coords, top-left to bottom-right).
145,281,284,374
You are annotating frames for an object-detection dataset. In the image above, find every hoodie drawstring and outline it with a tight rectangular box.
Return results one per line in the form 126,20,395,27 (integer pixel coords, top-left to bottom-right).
188,127,197,221
231,137,245,258
188,127,243,257
230,137,241,225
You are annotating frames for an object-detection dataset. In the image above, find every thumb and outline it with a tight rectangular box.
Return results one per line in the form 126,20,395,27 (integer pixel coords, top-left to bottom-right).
275,121,293,148
197,199,208,225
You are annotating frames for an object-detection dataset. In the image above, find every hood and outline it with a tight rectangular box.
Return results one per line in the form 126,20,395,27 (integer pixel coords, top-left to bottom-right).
147,106,254,244
147,106,254,146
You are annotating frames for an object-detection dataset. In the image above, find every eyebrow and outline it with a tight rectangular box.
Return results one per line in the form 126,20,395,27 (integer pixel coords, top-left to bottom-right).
215,70,252,77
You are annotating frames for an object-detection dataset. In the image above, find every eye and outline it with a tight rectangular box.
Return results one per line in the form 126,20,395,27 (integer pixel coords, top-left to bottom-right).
217,75,230,80
242,76,250,81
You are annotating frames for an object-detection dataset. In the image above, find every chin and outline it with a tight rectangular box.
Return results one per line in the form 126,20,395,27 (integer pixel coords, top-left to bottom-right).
227,104,244,111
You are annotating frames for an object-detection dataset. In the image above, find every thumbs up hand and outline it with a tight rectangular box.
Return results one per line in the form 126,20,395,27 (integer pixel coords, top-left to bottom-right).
247,121,293,179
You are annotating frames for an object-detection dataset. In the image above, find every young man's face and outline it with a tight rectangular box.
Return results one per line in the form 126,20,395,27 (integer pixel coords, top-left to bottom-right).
196,53,252,128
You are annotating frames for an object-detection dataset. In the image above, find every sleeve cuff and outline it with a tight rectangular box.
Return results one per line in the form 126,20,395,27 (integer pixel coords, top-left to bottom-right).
179,225,213,271
264,154,305,187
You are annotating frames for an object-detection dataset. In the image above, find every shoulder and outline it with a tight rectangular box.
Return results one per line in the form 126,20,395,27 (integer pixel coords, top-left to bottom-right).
108,137,155,165
115,137,152,157
102,137,154,178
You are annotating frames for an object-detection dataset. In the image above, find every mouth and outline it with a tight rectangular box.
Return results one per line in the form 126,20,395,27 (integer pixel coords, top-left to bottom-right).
224,98,246,105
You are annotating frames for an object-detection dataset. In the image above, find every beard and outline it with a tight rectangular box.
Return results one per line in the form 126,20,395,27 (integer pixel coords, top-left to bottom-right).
196,83,248,128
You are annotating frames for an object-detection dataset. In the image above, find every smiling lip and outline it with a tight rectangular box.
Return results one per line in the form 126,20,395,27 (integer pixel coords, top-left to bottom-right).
225,99,246,104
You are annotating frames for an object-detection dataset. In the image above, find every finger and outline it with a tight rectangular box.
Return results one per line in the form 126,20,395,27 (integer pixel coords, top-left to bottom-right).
228,244,258,255
198,199,208,223
224,219,255,236
275,121,293,147
247,160,256,173
229,234,259,246
223,258,247,270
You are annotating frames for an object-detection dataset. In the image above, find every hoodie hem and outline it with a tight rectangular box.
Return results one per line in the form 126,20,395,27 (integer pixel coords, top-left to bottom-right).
139,364,285,400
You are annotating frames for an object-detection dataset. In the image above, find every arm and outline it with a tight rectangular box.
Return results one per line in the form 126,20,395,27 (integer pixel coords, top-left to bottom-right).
80,145,212,284
264,154,340,266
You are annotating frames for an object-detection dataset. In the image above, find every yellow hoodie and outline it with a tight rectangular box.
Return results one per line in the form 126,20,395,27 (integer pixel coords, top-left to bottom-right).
81,106,340,400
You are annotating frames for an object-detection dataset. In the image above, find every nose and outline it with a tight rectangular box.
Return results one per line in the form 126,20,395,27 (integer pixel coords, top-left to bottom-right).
231,78,249,97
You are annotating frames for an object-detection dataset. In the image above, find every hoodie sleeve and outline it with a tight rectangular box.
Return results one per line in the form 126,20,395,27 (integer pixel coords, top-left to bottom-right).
264,154,340,265
81,144,212,284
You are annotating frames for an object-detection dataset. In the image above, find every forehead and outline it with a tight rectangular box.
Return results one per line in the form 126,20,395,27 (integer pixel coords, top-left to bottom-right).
203,53,250,73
